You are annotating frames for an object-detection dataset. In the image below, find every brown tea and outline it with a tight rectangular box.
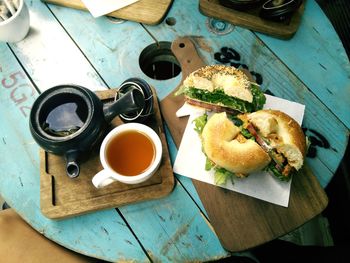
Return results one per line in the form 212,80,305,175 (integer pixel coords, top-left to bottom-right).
106,130,155,176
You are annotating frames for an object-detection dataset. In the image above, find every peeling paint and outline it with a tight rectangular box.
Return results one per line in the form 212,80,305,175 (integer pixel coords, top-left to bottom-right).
117,221,127,227
160,216,195,256
158,214,166,222
124,239,133,245
195,234,203,242
101,226,109,235
200,212,217,236
181,241,191,248
147,250,161,263
18,177,24,187
318,63,327,70
112,256,140,263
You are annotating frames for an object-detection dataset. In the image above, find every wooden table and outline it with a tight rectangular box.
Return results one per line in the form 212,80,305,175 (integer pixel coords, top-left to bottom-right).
0,0,349,261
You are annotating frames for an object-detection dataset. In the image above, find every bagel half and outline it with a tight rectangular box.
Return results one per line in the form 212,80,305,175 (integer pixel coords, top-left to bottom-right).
247,110,307,171
201,112,271,175
195,109,306,183
176,65,266,113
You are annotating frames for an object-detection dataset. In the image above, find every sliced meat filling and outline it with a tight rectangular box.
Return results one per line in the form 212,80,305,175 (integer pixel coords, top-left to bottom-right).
246,123,295,178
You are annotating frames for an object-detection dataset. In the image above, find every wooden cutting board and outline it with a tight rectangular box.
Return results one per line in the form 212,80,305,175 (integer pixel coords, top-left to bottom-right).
160,37,328,252
41,0,173,25
40,88,175,219
199,0,305,39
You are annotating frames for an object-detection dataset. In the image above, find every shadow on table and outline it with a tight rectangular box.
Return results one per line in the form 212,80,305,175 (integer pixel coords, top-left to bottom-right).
251,239,350,263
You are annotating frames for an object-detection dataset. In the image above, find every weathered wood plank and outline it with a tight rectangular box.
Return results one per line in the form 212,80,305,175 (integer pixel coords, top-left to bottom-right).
165,124,207,212
45,2,182,100
256,0,350,130
0,43,149,262
47,0,342,255
2,0,347,260
9,0,106,92
46,3,230,261
119,181,231,262
43,0,228,220
1,1,231,261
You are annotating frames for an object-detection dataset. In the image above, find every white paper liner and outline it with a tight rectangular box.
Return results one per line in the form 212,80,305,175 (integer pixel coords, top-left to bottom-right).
81,0,139,18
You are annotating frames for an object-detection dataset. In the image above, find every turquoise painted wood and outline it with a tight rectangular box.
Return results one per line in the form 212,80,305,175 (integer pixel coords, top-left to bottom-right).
257,0,350,130
10,1,106,91
142,0,349,187
44,3,230,261
0,1,231,261
44,2,206,209
44,2,182,101
0,0,349,262
0,44,149,262
43,1,180,99
44,2,208,217
166,125,207,212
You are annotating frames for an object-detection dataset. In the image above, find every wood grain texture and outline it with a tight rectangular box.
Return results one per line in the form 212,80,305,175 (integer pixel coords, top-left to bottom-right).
45,6,232,261
199,0,305,39
160,37,329,252
10,0,106,91
5,2,232,261
41,0,173,25
195,166,328,250
1,0,347,261
40,88,175,219
257,0,350,130
0,44,149,262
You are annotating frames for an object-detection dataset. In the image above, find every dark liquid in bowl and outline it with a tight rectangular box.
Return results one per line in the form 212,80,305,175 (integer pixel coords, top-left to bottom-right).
40,95,88,137
106,130,155,176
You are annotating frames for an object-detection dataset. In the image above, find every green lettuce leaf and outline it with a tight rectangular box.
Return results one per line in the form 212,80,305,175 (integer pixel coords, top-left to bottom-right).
184,85,265,113
250,83,266,110
241,128,255,140
205,157,214,171
214,167,235,185
227,114,243,126
192,113,208,135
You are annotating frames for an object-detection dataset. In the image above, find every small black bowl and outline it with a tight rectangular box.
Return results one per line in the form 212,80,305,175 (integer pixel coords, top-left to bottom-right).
115,78,154,123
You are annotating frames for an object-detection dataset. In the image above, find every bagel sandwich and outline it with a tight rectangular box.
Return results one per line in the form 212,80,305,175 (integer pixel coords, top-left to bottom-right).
175,65,266,113
193,110,307,184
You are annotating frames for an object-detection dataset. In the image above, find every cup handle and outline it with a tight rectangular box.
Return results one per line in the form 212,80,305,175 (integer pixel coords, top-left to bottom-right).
92,170,116,188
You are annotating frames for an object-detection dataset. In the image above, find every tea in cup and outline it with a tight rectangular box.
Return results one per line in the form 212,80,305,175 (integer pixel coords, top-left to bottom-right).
92,123,162,188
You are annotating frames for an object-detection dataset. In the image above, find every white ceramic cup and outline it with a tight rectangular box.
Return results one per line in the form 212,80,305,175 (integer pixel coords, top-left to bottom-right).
92,123,162,188
0,0,30,43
